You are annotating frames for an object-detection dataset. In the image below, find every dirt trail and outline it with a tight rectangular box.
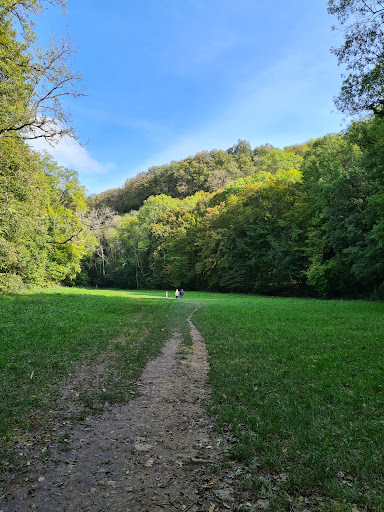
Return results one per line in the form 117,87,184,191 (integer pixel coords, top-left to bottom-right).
1,311,252,511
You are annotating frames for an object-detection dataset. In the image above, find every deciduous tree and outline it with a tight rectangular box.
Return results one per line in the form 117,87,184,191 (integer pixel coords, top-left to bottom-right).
0,0,84,141
328,0,384,116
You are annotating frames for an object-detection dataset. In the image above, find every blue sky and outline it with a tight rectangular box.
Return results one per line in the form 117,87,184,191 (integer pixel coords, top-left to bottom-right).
32,0,347,195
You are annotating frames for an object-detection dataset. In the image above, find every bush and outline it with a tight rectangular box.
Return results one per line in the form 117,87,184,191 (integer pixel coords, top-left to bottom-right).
0,273,27,294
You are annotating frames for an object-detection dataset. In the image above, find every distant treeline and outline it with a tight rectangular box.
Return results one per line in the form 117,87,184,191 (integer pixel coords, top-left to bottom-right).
82,117,384,299
92,140,305,214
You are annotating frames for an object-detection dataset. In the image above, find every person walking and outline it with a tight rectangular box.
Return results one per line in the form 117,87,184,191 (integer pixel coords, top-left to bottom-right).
175,288,179,299
180,289,184,299
165,291,168,298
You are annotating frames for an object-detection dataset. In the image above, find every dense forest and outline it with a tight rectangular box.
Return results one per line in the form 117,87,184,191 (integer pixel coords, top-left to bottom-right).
1,0,384,298
84,121,384,298
0,0,91,293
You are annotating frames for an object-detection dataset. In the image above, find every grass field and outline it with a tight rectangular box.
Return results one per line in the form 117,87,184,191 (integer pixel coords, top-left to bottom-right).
192,293,384,511
0,288,195,470
1,288,383,510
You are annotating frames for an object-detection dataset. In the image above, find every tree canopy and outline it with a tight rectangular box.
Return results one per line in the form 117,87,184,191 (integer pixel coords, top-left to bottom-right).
328,0,384,116
83,118,384,299
0,0,83,142
93,142,306,215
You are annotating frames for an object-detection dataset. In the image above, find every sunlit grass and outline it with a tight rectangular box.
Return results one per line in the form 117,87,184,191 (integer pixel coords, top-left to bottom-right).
2,287,383,510
0,287,195,469
192,294,384,511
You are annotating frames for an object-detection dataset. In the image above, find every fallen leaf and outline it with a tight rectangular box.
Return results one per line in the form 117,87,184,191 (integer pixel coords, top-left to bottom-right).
144,458,154,467
38,477,45,482
203,481,214,489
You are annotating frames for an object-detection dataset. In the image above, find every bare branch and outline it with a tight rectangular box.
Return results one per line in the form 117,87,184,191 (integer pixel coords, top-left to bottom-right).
0,1,84,142
48,227,84,245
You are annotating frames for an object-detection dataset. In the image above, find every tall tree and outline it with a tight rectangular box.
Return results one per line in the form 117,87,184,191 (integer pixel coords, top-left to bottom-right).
0,139,92,290
328,0,384,116
0,0,84,141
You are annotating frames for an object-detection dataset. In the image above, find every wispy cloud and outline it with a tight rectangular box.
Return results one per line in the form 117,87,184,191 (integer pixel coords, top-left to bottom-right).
30,136,116,174
129,54,345,178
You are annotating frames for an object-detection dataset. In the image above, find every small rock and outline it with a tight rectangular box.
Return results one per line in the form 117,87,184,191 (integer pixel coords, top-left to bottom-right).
256,499,270,510
214,489,233,501
134,443,153,451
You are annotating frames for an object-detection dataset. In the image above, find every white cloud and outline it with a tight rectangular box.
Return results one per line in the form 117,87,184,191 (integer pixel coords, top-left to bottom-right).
130,53,345,177
30,136,116,174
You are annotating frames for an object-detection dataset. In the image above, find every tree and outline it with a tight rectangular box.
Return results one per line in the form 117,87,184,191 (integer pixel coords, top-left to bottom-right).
255,148,303,174
206,150,242,191
0,138,93,290
194,170,303,293
298,133,369,297
328,0,384,116
0,137,50,289
114,213,150,289
0,0,84,142
227,140,254,174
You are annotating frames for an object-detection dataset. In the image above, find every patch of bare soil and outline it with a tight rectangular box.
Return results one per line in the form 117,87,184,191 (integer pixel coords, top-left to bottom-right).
1,312,255,512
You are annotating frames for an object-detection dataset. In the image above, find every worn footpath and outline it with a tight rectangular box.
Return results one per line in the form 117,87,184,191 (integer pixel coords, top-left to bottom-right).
1,312,253,511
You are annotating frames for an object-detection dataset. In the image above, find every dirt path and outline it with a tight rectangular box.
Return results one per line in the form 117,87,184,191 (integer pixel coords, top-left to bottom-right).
1,311,253,511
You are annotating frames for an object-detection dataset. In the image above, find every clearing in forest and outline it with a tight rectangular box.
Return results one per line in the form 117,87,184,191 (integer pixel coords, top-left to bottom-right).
1,289,383,511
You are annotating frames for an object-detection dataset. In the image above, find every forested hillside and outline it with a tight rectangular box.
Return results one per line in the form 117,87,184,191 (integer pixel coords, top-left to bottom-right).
1,0,384,299
83,118,384,299
93,141,305,214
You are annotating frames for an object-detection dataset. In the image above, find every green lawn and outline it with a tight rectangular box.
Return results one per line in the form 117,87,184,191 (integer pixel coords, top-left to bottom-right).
191,292,384,511
0,287,194,469
1,288,383,510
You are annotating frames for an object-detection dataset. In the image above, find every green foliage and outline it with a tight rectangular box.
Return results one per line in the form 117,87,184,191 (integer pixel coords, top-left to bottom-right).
194,170,303,293
328,0,384,116
0,0,92,292
0,138,50,285
0,0,83,141
94,141,258,214
255,148,303,174
85,119,384,299
0,273,26,294
0,138,94,291
299,128,384,297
